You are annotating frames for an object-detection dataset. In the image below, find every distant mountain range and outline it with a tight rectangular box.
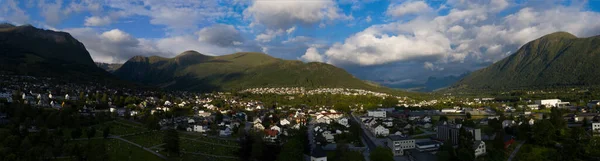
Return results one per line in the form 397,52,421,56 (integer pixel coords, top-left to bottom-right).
114,50,389,92
383,73,468,92
450,32,600,91
0,24,113,81
95,62,123,73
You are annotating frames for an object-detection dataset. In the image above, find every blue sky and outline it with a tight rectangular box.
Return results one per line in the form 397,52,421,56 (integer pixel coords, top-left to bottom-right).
2,0,600,86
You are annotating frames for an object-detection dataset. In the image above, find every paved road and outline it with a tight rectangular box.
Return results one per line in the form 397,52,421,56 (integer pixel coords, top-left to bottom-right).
507,141,526,161
350,113,379,151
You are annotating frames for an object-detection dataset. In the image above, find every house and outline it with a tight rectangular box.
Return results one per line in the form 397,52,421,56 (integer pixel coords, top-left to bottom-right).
280,118,291,126
527,104,539,110
367,110,386,118
474,141,486,157
415,141,441,152
220,127,232,136
311,146,327,161
253,123,265,131
322,131,335,143
373,125,389,136
187,125,207,133
316,115,332,124
264,129,278,142
387,135,415,156
502,120,515,128
337,117,349,127
535,99,561,107
270,125,281,133
592,122,600,133
588,101,600,108
528,119,535,125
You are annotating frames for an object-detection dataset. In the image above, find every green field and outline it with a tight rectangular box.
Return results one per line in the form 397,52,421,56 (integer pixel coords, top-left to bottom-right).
123,131,165,148
57,139,164,161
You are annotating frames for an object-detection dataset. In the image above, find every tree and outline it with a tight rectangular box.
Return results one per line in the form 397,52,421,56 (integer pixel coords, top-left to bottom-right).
276,139,304,161
86,127,96,139
71,128,82,139
163,129,180,156
466,112,472,119
103,127,110,138
531,120,555,146
370,146,393,161
215,112,224,123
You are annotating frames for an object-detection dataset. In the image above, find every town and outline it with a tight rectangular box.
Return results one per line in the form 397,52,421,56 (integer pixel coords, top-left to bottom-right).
1,74,600,161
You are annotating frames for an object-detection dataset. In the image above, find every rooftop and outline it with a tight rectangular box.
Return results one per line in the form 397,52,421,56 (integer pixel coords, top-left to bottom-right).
388,135,412,141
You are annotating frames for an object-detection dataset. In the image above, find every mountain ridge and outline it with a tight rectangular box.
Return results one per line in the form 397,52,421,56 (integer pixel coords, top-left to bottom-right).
449,31,600,91
114,51,390,92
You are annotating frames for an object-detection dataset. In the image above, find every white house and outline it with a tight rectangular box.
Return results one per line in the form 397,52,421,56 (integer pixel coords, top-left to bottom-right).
373,125,389,136
474,141,486,157
528,119,535,126
270,125,281,133
535,99,561,107
188,118,196,124
187,125,206,133
253,123,265,131
316,115,332,124
280,119,291,126
337,118,349,127
0,92,11,99
592,123,600,133
387,136,415,156
322,131,335,143
220,127,232,136
527,104,540,110
367,110,386,118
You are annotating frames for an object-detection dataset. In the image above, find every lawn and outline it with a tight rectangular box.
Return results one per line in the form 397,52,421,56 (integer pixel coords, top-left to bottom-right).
123,131,165,148
169,153,238,161
179,132,238,146
58,139,164,161
180,139,240,156
92,121,148,136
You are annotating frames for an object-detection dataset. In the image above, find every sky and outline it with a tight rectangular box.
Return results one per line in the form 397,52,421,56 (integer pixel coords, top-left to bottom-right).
2,0,600,87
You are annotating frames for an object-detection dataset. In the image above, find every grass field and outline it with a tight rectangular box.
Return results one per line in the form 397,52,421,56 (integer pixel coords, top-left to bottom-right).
56,139,164,161
123,131,165,148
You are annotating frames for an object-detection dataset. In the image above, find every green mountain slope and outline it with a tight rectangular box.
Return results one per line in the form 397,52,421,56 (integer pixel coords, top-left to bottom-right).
0,24,116,81
114,51,388,92
450,32,600,91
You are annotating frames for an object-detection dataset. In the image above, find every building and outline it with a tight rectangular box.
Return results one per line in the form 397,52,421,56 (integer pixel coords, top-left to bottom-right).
437,123,481,145
415,141,441,152
373,125,389,136
588,101,600,108
387,135,415,156
535,99,561,107
592,123,600,133
367,110,386,118
311,146,327,161
474,141,486,157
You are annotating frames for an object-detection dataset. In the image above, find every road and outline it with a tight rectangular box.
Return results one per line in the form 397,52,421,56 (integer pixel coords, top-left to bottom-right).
507,141,526,161
350,113,380,151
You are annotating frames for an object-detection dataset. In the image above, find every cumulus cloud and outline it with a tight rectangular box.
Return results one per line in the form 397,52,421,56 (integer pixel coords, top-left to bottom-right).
84,16,112,26
63,27,260,63
255,29,284,42
323,0,600,72
386,1,433,17
244,0,349,30
301,47,324,62
197,24,244,47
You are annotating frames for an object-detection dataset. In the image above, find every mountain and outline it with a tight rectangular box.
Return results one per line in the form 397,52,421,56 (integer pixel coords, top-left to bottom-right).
96,62,123,73
382,73,468,92
0,24,115,81
450,32,600,91
114,51,388,92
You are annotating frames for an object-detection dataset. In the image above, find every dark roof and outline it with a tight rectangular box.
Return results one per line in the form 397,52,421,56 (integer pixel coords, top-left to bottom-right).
472,141,484,149
388,135,412,141
311,146,327,158
415,141,440,146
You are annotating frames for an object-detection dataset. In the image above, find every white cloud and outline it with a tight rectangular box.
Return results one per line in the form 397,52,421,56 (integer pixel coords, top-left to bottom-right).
244,0,349,30
84,16,111,26
386,1,433,18
0,0,30,24
286,26,296,35
365,16,372,23
321,0,600,82
282,36,312,44
63,27,259,63
197,24,244,47
255,29,284,43
301,47,324,62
